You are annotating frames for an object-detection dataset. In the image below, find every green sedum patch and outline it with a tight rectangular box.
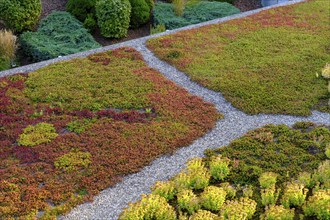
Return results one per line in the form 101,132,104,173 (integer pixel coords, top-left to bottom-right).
18,122,58,147
54,150,92,172
147,0,330,115
24,51,153,111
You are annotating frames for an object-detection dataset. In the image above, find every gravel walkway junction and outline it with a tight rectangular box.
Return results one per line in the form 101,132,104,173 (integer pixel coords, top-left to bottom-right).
0,0,329,219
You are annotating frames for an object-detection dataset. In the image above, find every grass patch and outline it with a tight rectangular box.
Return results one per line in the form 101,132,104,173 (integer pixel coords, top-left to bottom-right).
147,0,330,115
120,123,330,219
0,47,220,219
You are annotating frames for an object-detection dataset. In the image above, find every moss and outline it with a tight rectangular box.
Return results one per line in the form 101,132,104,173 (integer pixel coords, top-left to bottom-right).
18,122,58,147
147,0,330,115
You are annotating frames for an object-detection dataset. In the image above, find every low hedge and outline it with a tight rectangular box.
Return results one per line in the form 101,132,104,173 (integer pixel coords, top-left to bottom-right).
153,1,240,30
20,11,100,61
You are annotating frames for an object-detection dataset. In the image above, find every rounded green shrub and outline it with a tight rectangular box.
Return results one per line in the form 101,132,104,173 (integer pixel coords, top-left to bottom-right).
96,0,131,38
281,182,308,208
0,0,41,32
151,181,176,201
200,186,226,211
220,197,257,219
119,194,176,220
129,0,150,28
177,189,200,214
18,122,58,147
66,0,96,22
209,155,230,181
259,172,278,189
261,205,295,220
303,189,330,219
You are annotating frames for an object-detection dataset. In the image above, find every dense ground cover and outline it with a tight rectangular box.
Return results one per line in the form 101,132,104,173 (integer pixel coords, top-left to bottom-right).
121,122,330,219
147,0,330,116
0,47,220,219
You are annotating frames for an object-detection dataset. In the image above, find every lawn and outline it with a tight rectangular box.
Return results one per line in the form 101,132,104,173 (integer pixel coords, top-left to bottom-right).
121,122,330,219
147,0,330,116
0,47,220,219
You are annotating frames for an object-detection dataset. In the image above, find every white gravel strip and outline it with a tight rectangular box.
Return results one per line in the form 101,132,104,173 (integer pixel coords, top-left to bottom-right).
1,0,328,219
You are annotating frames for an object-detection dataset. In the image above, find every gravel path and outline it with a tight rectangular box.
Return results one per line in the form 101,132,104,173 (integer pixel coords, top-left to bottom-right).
1,1,328,219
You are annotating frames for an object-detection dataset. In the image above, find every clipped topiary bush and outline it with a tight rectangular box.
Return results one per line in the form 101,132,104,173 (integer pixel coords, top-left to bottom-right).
153,1,240,30
0,0,41,32
18,122,58,147
96,0,131,38
20,11,100,61
129,0,151,28
66,0,96,22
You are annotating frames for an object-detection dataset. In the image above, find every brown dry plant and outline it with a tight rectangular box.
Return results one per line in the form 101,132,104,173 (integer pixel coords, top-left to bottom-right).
0,29,17,60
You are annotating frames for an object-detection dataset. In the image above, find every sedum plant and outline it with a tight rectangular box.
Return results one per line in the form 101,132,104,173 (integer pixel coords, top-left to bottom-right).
209,155,231,181
200,186,227,212
54,150,92,173
297,172,315,189
189,209,218,220
259,172,278,189
119,194,176,220
18,122,58,147
261,186,280,207
177,189,200,214
303,189,330,220
261,205,295,220
313,160,330,188
186,158,210,190
219,197,257,219
219,182,237,199
281,182,308,208
151,181,176,201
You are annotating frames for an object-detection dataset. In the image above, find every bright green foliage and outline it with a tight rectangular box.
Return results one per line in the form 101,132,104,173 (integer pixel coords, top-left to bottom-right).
326,144,330,159
177,189,200,214
83,14,97,32
148,0,330,115
18,122,58,147
54,150,92,173
259,172,278,189
200,186,226,211
150,24,166,35
119,194,177,220
66,0,96,22
67,119,96,134
129,0,150,28
281,182,308,208
303,189,330,219
0,0,41,32
96,0,131,38
219,182,236,199
220,197,257,219
173,172,191,190
297,172,315,189
0,56,10,71
313,160,330,187
209,155,230,181
24,52,153,111
145,0,154,10
153,2,240,30
261,186,280,206
261,205,295,220
173,0,185,16
186,158,210,190
151,181,176,201
242,185,254,198
189,210,218,220
20,12,100,61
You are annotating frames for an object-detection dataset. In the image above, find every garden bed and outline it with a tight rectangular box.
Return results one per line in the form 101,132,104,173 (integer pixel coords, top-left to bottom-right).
0,47,220,219
120,122,330,219
147,0,330,116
